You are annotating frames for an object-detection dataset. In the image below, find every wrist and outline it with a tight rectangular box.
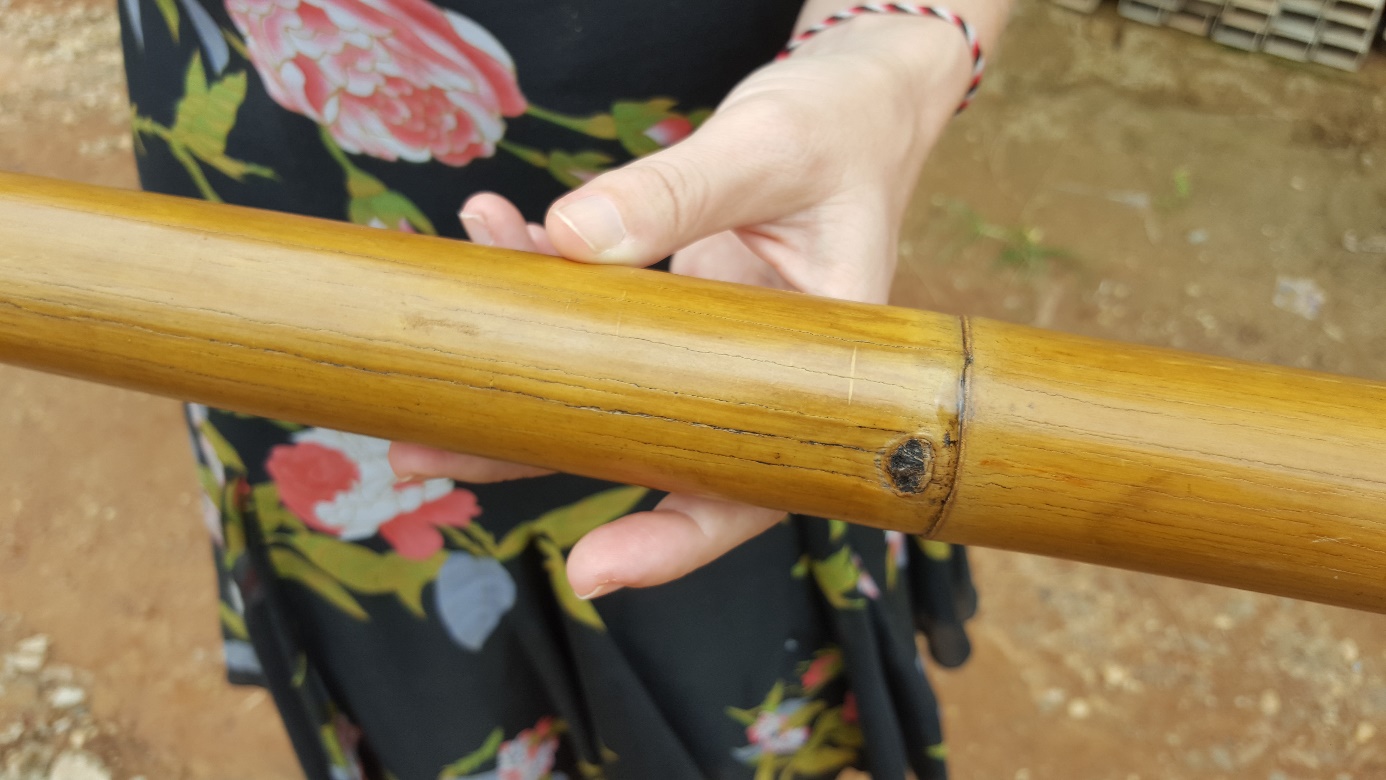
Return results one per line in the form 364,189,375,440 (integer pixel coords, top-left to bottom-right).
789,11,980,124
787,13,974,153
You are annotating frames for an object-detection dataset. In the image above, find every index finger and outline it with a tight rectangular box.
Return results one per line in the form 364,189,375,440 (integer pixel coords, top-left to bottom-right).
565,494,787,598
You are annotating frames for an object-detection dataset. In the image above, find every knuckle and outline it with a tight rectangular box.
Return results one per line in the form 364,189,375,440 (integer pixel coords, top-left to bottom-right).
626,155,708,240
726,97,833,193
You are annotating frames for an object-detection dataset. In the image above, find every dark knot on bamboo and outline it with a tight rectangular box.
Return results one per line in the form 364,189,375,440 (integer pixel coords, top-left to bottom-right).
883,436,933,494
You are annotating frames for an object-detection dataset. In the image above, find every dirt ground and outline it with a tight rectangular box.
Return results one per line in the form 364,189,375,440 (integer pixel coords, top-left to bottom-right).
1,0,1385,778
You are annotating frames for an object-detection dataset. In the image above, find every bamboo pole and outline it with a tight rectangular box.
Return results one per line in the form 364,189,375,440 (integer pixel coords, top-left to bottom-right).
2,171,1384,612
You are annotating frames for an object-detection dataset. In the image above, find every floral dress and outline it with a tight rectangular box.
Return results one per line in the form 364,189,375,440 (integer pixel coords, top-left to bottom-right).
117,1,978,778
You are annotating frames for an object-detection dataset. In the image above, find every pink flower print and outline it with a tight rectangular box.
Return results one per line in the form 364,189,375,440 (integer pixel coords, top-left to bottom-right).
842,692,859,725
225,0,527,166
852,553,881,600
643,116,692,148
266,429,481,559
745,699,811,756
885,530,908,569
496,717,560,780
329,713,366,780
367,216,417,232
799,651,841,692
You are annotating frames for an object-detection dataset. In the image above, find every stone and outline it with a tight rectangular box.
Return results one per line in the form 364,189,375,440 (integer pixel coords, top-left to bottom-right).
15,636,49,656
1340,639,1359,663
67,726,96,749
7,635,50,675
47,750,111,780
1272,276,1325,321
47,686,85,709
5,742,54,779
1067,698,1092,719
1037,687,1066,713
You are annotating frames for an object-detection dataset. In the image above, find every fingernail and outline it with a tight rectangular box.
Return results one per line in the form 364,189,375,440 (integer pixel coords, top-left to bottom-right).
459,211,493,246
576,583,623,600
393,473,424,485
554,196,627,258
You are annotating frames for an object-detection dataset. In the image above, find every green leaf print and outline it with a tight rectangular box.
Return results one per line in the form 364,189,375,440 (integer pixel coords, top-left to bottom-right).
729,671,864,780
222,28,251,61
440,719,569,779
519,99,708,157
885,545,900,591
346,186,437,234
195,464,221,510
269,547,368,620
787,746,857,776
529,486,648,550
523,104,619,140
496,139,549,168
809,707,863,749
318,709,362,777
197,418,245,472
536,537,604,631
808,548,866,610
218,601,248,640
494,485,647,559
497,141,614,189
917,539,953,561
246,474,639,624
153,0,180,41
493,527,532,562
319,126,436,234
252,483,306,534
764,680,785,711
286,534,446,618
460,522,500,557
782,700,828,730
220,480,247,568
826,519,848,542
439,525,490,558
611,98,695,157
131,53,276,201
725,706,758,727
437,727,503,779
170,55,266,179
547,150,614,188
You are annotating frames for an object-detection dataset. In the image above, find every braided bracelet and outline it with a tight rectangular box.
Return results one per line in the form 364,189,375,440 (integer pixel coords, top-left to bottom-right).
778,3,985,112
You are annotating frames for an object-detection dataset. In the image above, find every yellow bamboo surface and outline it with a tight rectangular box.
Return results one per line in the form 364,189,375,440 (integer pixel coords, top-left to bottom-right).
1,172,1384,611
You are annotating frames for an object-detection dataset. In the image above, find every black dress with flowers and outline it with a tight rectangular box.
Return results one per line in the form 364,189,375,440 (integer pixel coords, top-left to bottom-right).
118,1,978,778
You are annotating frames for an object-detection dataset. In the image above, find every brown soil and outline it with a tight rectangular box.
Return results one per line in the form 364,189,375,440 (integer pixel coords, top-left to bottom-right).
1,0,1384,778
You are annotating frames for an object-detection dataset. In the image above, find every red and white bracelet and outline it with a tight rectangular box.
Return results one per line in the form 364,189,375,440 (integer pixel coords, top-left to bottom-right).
777,3,986,112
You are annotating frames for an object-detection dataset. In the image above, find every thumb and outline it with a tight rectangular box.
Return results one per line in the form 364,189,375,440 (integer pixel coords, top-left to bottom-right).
544,104,826,266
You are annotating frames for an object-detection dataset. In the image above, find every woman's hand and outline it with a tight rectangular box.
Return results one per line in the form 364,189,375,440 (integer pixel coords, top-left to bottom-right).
391,3,1005,598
